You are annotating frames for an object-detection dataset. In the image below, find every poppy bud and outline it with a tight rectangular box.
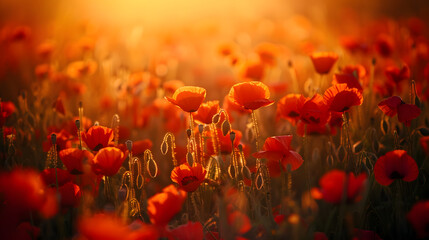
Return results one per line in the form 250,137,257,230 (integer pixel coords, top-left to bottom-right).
353,141,363,153
198,124,204,134
118,185,128,202
222,120,231,137
51,133,57,145
75,120,81,131
238,144,243,152
212,114,220,124
242,166,251,179
255,172,264,190
186,129,192,138
187,152,194,166
126,140,133,151
230,131,236,143
419,127,429,136
160,140,168,155
228,165,236,179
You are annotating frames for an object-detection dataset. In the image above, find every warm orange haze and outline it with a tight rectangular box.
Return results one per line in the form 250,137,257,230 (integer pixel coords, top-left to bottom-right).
1,0,429,239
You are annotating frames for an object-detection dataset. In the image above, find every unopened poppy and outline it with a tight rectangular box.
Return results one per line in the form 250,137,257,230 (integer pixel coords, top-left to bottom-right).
323,84,363,112
82,126,114,151
228,81,274,110
171,163,206,192
316,169,367,204
407,200,429,239
253,135,304,177
333,73,363,92
300,94,329,125
378,96,421,125
309,52,339,74
167,221,204,240
42,129,72,152
59,148,94,174
147,184,187,226
166,86,206,113
276,94,306,125
90,147,126,176
374,150,418,186
192,100,220,125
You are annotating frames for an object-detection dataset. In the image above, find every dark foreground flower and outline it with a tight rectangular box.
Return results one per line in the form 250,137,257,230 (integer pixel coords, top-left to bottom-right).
147,185,187,226
167,221,204,240
378,96,420,126
314,169,367,204
374,150,418,186
407,200,429,239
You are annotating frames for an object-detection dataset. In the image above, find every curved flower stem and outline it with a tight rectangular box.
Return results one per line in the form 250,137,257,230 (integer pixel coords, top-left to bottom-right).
342,112,353,171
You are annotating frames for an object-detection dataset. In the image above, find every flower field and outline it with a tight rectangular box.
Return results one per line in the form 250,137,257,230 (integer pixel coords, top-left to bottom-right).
1,0,429,239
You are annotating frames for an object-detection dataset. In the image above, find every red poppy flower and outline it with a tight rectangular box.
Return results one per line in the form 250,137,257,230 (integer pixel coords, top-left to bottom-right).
78,213,133,240
228,210,252,235
255,42,280,66
229,81,274,110
167,221,204,240
163,80,185,97
90,147,126,176
59,148,94,174
147,184,187,226
296,121,331,136
192,100,220,125
58,182,81,208
82,126,114,151
253,135,304,177
384,64,410,84
314,232,329,240
52,97,65,115
340,36,369,54
40,168,73,187
276,94,306,125
378,96,421,126
166,86,206,113
129,220,160,240
374,150,418,186
223,95,252,120
241,61,265,81
421,136,429,155
407,200,429,239
341,64,367,79
323,84,363,112
375,34,394,57
0,169,58,218
300,94,329,125
66,60,97,79
309,52,339,74
1,101,16,126
205,129,243,156
353,228,382,240
333,73,362,92
316,169,367,204
171,163,206,192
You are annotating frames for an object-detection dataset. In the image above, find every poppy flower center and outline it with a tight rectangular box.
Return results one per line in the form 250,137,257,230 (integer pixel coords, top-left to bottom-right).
288,111,300,117
181,176,198,186
93,143,104,151
389,171,403,179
